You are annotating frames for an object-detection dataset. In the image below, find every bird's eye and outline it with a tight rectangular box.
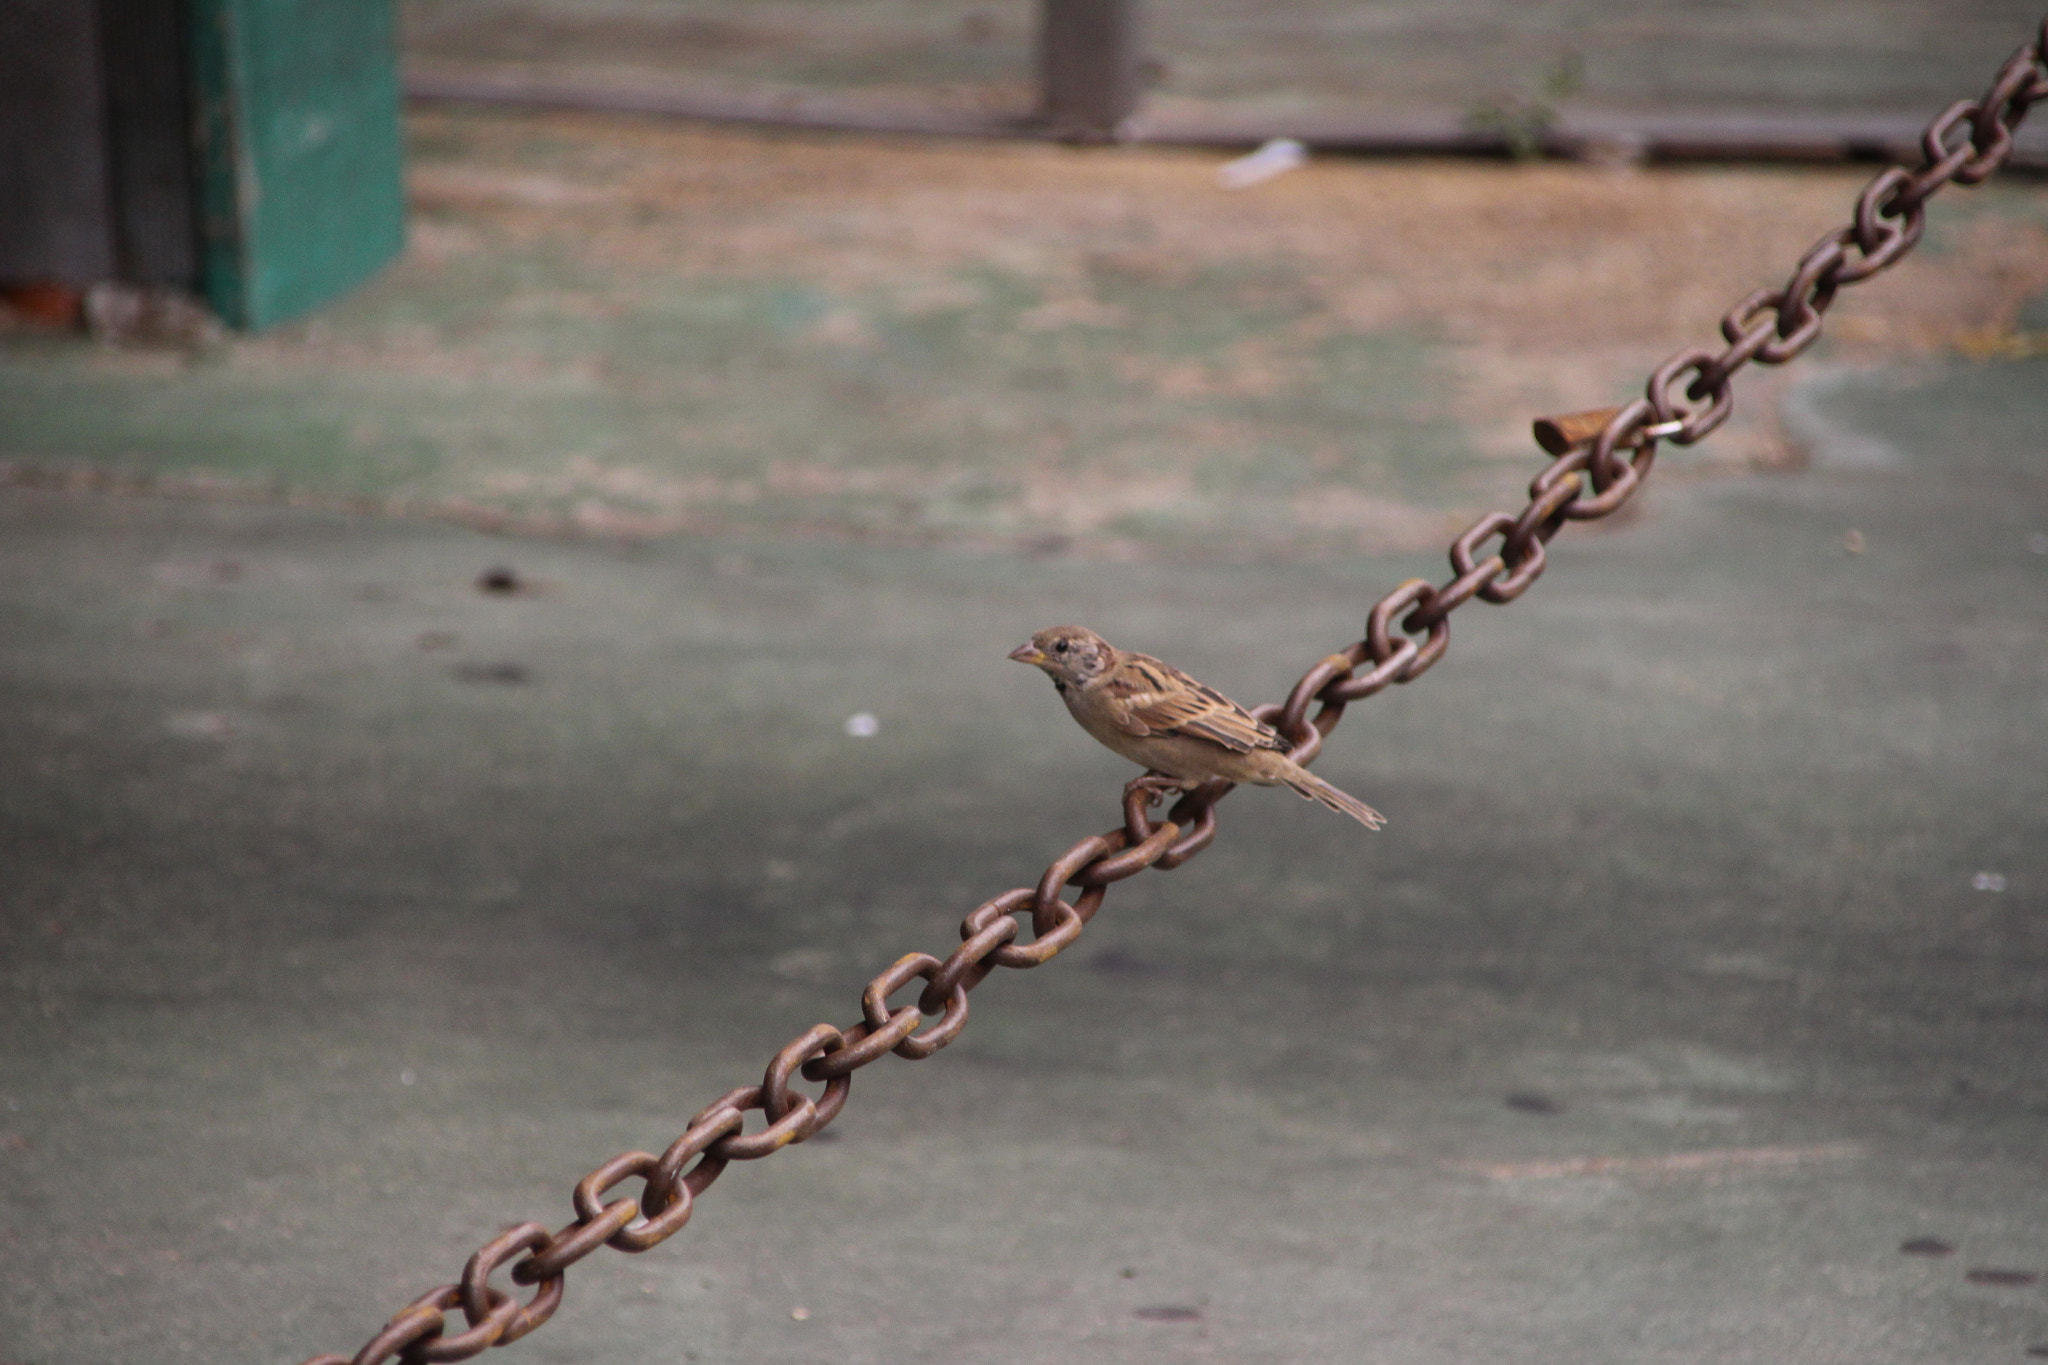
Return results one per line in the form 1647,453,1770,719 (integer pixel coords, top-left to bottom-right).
1054,640,1069,653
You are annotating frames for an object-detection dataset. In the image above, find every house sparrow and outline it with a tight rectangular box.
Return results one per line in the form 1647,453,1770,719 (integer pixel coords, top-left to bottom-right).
1009,625,1385,830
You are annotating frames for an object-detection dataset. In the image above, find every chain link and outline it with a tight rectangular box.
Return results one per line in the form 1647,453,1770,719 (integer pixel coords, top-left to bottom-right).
298,21,2047,1364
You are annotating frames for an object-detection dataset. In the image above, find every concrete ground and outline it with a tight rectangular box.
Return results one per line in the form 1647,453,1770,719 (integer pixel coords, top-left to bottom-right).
5,110,2047,556
4,64,2048,1365
3,347,2047,1364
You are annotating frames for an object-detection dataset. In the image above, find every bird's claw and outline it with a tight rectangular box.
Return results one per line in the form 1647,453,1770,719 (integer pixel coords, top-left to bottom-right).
1123,773,1186,807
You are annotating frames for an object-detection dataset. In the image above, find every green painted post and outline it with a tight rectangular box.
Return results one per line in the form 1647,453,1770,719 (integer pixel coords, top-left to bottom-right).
189,0,405,330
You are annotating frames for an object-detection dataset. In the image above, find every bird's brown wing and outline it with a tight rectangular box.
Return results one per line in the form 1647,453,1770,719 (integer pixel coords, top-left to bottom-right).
1101,654,1286,753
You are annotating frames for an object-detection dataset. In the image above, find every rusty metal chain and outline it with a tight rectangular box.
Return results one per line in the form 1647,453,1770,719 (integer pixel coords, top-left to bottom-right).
299,23,2047,1365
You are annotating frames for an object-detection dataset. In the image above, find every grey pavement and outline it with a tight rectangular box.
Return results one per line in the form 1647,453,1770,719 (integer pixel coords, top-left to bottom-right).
3,355,2047,1364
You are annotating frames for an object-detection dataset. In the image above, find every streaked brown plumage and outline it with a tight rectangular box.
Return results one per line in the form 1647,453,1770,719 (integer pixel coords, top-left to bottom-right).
1009,625,1385,830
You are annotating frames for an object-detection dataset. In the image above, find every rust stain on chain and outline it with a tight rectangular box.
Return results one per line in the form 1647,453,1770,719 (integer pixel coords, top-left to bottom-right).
298,22,2048,1365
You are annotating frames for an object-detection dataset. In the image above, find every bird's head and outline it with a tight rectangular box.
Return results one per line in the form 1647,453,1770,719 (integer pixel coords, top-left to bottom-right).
1009,625,1115,688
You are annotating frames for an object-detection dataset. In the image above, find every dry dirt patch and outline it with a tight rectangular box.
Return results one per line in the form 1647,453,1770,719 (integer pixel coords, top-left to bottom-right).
7,109,2046,555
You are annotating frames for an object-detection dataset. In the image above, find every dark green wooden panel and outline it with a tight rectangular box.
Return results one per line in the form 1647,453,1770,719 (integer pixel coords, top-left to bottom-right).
191,0,404,329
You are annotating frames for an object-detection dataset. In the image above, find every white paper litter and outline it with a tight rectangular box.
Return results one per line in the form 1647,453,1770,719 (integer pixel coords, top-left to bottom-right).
1217,138,1308,190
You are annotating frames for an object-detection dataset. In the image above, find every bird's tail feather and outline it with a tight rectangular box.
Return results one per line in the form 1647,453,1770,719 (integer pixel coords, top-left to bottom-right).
1283,769,1386,830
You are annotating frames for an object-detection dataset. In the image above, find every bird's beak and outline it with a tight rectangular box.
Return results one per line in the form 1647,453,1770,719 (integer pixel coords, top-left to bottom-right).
1008,642,1047,666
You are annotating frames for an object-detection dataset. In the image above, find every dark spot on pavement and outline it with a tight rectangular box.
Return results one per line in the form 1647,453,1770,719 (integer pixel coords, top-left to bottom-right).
1088,946,1157,977
477,566,524,594
1965,1267,2040,1287
1505,1092,1562,1114
454,662,529,685
1899,1236,1956,1257
1134,1305,1201,1322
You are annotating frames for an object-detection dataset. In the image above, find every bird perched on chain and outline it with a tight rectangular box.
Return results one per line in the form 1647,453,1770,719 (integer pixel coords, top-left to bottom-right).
1009,625,1385,830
